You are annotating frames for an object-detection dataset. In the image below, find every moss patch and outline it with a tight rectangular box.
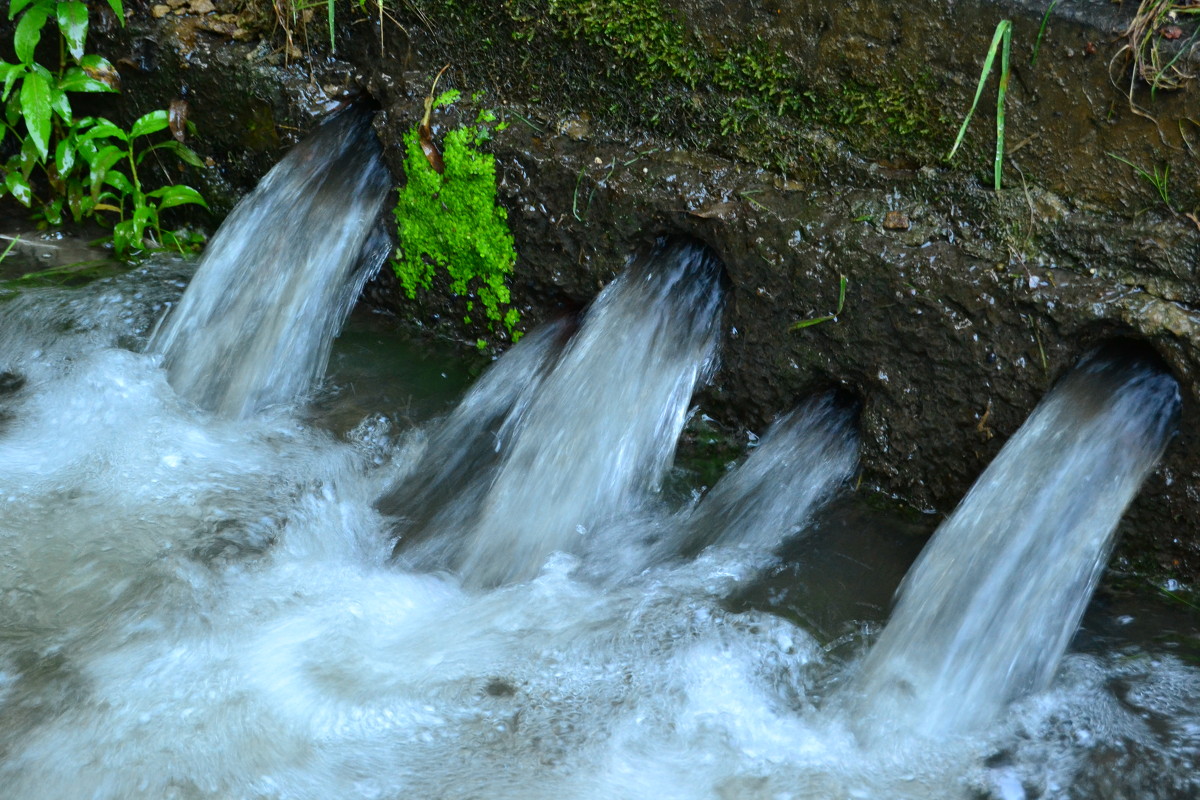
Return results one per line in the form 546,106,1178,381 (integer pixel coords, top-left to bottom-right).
407,0,950,174
392,101,521,343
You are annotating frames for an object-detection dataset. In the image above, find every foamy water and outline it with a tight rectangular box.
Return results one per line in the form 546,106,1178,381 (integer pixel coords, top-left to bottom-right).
0,260,1196,799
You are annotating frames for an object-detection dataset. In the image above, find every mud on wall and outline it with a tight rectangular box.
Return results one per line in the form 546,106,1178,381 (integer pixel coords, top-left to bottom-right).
38,0,1200,580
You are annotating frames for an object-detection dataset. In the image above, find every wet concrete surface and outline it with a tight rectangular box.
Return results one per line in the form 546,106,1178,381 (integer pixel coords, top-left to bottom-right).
2,0,1199,581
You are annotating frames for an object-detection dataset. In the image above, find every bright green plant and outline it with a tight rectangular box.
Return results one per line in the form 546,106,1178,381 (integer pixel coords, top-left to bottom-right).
392,90,521,341
75,111,208,253
0,0,206,256
946,19,1012,191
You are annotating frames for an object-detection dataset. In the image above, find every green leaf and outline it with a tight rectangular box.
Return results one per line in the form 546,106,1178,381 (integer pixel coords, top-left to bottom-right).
112,218,136,256
58,66,117,94
132,204,154,237
55,137,75,175
105,0,124,21
49,83,70,123
19,68,51,161
8,0,40,20
4,171,32,206
14,5,50,65
56,2,89,62
88,144,126,196
42,196,63,225
147,183,207,210
66,179,86,221
1,62,23,102
73,136,97,164
78,119,127,145
18,130,39,173
129,109,169,139
141,139,204,167
102,169,132,195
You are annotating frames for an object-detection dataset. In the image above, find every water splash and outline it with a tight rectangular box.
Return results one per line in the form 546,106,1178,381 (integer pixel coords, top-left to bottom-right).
382,316,576,564
677,393,859,558
1,127,1196,799
147,105,392,418
386,237,727,588
849,344,1181,738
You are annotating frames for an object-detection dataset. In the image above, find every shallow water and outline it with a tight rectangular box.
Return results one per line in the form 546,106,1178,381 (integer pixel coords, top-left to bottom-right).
0,255,1196,799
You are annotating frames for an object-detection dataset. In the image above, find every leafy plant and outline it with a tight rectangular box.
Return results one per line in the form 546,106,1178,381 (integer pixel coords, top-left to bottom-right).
391,85,520,343
946,19,1012,191
0,0,207,256
78,111,209,253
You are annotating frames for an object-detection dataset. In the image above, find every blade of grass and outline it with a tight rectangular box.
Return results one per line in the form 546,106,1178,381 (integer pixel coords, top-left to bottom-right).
1030,1,1060,67
327,0,335,52
791,275,848,330
947,21,1009,160
995,21,1011,191
1108,152,1172,208
0,235,19,263
947,20,1012,191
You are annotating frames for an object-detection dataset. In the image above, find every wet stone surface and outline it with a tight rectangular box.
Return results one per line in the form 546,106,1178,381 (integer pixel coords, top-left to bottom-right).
5,0,1200,581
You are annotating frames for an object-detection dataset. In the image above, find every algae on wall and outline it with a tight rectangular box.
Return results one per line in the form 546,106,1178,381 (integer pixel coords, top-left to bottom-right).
396,0,952,176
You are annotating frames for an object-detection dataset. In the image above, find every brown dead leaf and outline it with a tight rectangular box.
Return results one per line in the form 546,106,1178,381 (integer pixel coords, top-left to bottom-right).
977,400,994,441
82,58,121,91
418,64,451,175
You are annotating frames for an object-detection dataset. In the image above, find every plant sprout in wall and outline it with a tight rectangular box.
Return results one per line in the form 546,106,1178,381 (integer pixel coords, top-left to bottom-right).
791,274,848,330
946,19,1012,192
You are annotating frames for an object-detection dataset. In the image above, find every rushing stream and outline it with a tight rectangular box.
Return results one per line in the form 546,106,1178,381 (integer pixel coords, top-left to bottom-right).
0,110,1197,799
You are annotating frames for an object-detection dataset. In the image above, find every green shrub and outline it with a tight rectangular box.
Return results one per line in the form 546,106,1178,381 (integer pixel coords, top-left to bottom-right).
0,0,207,256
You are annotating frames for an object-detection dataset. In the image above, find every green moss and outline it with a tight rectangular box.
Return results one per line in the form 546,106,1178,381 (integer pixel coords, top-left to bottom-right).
535,0,703,87
827,77,950,156
392,106,521,341
410,0,950,174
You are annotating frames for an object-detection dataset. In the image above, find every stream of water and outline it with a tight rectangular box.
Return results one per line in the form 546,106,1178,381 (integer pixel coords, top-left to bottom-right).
0,111,1197,799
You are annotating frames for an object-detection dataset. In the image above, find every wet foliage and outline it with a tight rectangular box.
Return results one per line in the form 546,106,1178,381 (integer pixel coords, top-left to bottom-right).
392,88,520,342
0,0,207,255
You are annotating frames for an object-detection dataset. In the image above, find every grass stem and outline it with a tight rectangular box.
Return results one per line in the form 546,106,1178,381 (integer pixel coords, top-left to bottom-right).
947,20,1012,192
